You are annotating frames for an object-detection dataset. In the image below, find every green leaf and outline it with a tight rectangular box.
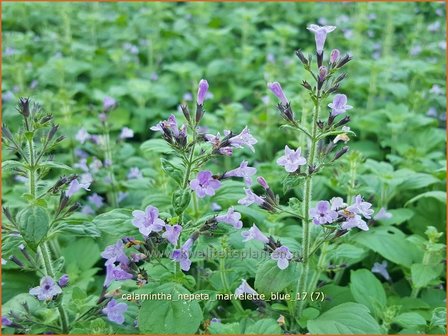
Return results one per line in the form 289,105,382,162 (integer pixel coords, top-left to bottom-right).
411,263,443,289
397,172,439,191
39,161,73,171
138,283,203,334
245,319,281,334
254,260,298,296
307,302,382,334
405,191,446,206
161,158,184,185
140,139,175,155
209,322,240,334
393,312,427,327
93,208,133,239
1,160,26,172
349,269,387,318
17,205,50,251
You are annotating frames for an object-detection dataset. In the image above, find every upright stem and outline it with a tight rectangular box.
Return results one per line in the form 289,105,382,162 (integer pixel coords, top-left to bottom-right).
28,132,69,334
219,257,245,314
104,122,118,208
294,87,321,318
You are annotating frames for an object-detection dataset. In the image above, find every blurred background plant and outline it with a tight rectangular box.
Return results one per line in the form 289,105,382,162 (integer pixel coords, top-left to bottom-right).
2,1,446,335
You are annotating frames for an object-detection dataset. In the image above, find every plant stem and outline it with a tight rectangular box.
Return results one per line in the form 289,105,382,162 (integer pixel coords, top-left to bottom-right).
104,122,118,208
219,256,245,315
28,132,69,334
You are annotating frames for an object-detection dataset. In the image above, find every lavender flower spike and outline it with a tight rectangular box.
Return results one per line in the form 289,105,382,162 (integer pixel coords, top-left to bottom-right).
66,174,92,197
241,224,269,244
190,170,221,198
235,279,259,297
267,82,288,105
229,126,257,152
238,188,264,206
162,224,182,245
132,205,165,237
328,94,353,116
307,24,336,55
102,299,128,324
29,276,62,301
197,79,209,105
215,207,243,229
347,195,374,219
310,201,338,225
276,145,307,173
171,239,194,271
341,214,369,231
271,246,293,270
223,160,257,186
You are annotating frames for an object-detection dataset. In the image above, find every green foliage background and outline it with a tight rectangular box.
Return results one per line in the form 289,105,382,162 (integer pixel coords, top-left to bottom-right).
2,1,446,335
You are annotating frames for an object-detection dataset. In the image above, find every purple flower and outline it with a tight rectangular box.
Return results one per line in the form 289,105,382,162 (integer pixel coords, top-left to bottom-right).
310,201,338,225
119,127,134,140
66,174,92,197
219,147,233,156
130,253,147,262
276,145,307,173
374,207,392,221
102,299,128,324
127,167,143,180
210,318,221,324
2,316,12,326
150,114,179,137
235,279,258,296
271,246,293,270
267,82,288,105
238,188,264,206
101,240,129,265
341,214,368,231
318,66,328,81
241,224,269,244
81,205,94,215
197,79,209,105
58,274,69,287
347,195,374,219
328,94,353,116
229,127,257,152
103,96,117,110
371,261,391,281
183,92,193,101
223,161,257,186
330,49,340,63
162,224,182,245
307,24,336,54
171,239,194,271
257,176,270,190
104,263,133,287
29,276,62,301
216,207,243,229
211,202,222,211
75,128,90,144
189,171,221,198
88,193,104,208
330,197,346,210
132,205,165,237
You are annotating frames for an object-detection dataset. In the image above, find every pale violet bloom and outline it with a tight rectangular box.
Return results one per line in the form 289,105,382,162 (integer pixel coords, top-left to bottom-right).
374,207,393,221
341,214,369,231
330,197,346,210
197,79,209,105
333,126,351,144
127,167,143,180
241,224,269,244
189,171,221,198
347,195,374,219
229,127,257,152
371,261,391,281
257,176,270,190
58,274,69,287
276,145,307,173
271,246,293,270
75,128,90,144
223,161,257,186
235,279,258,297
238,188,264,206
307,24,336,54
330,49,340,63
150,114,179,137
66,174,92,197
171,239,194,271
328,94,353,116
119,127,134,140
29,276,62,301
132,205,165,237
102,299,128,324
101,239,129,265
211,202,222,211
88,193,104,208
103,96,117,110
310,201,338,225
215,207,243,229
162,224,182,245
104,263,133,287
267,82,288,105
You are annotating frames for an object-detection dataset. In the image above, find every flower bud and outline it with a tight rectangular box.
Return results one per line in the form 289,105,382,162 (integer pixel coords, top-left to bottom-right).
334,115,351,127
330,49,340,64
257,176,270,190
48,124,59,141
318,66,328,82
336,54,352,68
335,73,347,83
180,104,191,122
58,274,69,287
267,82,288,105
295,49,309,66
18,98,30,118
9,255,24,268
197,79,209,105
301,80,312,91
332,146,349,161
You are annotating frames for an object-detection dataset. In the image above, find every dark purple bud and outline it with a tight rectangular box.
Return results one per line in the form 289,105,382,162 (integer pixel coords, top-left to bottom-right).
257,176,270,190
9,256,24,268
55,135,65,143
19,244,33,264
67,202,81,213
277,103,295,124
334,115,351,127
330,49,340,64
40,114,53,124
336,54,352,68
180,104,191,122
333,146,349,161
301,80,312,91
317,51,324,68
58,274,69,287
317,120,324,129
195,104,205,123
18,98,30,117
295,49,309,66
48,124,59,141
318,66,328,82
197,79,209,105
326,83,340,95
